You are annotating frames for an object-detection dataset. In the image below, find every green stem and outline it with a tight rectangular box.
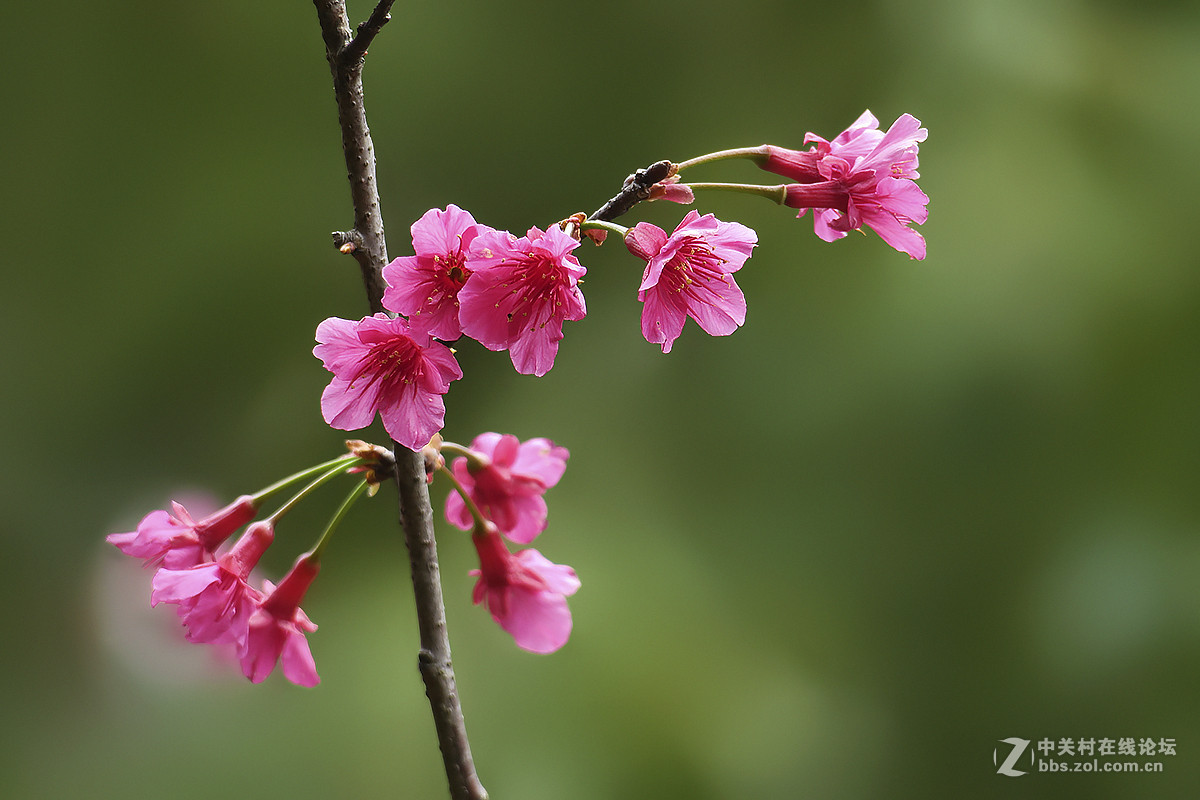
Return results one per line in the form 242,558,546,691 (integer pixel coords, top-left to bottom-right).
250,454,360,506
580,219,629,238
684,182,788,204
438,441,475,462
675,146,768,172
266,457,364,524
437,463,488,530
309,479,372,560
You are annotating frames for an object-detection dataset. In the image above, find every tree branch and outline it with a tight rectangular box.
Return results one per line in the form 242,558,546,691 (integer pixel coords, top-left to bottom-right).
588,159,674,222
313,0,390,313
311,4,487,799
395,447,488,800
340,0,397,68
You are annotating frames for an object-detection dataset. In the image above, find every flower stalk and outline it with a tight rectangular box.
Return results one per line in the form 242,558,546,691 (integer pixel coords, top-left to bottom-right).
675,145,769,171
264,456,364,523
308,478,372,560
683,181,790,204
251,453,361,507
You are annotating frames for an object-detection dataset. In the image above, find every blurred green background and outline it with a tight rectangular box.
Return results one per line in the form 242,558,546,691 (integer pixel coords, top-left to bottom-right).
4,0,1199,797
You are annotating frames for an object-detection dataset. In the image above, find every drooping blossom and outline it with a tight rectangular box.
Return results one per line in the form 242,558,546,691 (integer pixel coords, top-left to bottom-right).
470,523,579,654
445,433,569,544
314,313,463,451
150,519,274,649
763,111,929,259
240,554,321,687
624,210,758,353
458,225,587,376
107,495,257,569
381,205,496,341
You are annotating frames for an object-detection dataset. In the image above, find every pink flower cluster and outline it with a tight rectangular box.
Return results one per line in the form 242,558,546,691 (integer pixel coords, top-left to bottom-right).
316,201,758,454
108,498,323,687
315,206,589,452
763,111,929,259
446,433,579,653
380,206,587,377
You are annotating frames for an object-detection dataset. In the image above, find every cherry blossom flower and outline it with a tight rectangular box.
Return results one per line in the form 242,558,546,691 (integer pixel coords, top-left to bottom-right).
314,313,463,451
150,520,274,648
764,111,929,259
381,205,495,341
445,433,569,544
240,554,321,687
458,225,587,376
107,495,257,569
469,523,579,654
624,210,758,353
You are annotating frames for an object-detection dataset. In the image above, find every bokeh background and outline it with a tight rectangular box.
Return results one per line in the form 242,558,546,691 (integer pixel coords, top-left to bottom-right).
4,0,1199,797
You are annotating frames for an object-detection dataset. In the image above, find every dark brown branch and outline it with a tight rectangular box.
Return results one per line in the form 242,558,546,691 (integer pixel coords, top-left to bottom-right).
395,447,488,800
313,0,390,313
588,159,674,222
311,4,487,799
340,0,397,68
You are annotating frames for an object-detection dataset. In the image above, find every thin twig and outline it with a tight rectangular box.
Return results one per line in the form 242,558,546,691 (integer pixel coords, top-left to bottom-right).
312,0,390,312
310,3,488,799
340,0,398,68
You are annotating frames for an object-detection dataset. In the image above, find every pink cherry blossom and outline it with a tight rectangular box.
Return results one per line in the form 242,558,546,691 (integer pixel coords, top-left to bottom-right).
314,313,463,451
150,519,274,648
107,495,257,569
764,111,929,259
458,225,587,376
240,555,321,687
469,523,579,654
624,210,758,354
445,433,569,544
381,205,495,341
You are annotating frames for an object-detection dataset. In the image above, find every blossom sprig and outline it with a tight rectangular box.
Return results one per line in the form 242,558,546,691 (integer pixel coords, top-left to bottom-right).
109,443,386,686
322,113,929,440
122,105,930,684
434,434,579,653
669,111,929,259
107,451,362,569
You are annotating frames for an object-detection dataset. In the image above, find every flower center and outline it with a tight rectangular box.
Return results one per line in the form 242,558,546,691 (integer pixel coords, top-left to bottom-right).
349,336,422,392
665,240,727,292
496,254,565,326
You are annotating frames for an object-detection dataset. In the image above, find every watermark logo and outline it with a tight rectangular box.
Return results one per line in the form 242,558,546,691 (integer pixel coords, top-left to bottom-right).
994,736,1176,776
994,738,1033,776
